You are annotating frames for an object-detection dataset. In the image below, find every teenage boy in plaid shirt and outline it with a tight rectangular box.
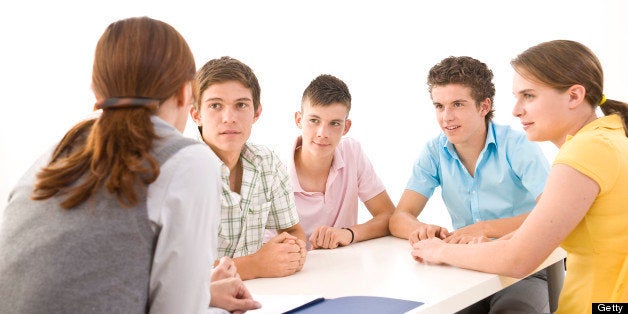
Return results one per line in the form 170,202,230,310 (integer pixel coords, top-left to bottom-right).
191,56,307,280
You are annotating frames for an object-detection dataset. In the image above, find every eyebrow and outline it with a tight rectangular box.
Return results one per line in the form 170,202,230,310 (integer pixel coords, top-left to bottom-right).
514,89,534,95
305,114,346,122
433,98,469,105
203,97,252,103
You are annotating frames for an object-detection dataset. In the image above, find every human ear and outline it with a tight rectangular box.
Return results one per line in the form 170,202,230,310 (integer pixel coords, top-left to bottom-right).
567,84,586,109
190,105,201,126
178,81,193,107
295,111,303,128
479,98,492,116
343,119,352,135
253,103,263,122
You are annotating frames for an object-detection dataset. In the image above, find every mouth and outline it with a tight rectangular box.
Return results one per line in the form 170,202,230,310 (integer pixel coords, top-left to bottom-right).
521,122,534,130
220,130,240,135
443,125,460,131
312,141,330,147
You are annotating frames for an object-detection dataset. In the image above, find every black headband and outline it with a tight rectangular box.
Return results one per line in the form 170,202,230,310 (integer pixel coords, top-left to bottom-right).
94,97,160,110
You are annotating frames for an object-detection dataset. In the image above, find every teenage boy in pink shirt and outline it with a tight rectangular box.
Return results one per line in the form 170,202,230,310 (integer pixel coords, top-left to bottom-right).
290,74,394,249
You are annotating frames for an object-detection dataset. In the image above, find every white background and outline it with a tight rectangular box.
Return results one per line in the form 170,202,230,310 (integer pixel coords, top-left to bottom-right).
1,0,627,228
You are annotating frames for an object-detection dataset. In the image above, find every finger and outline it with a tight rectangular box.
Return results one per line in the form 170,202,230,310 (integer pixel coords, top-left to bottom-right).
418,228,428,241
427,226,437,239
446,235,460,244
232,299,262,312
308,232,318,247
409,231,420,245
236,281,254,300
297,239,307,252
270,232,290,243
324,229,335,248
314,229,325,248
280,231,298,240
289,243,301,253
329,235,339,249
411,250,424,263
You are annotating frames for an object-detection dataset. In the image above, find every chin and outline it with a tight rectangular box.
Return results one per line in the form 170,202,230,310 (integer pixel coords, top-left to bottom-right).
523,131,543,143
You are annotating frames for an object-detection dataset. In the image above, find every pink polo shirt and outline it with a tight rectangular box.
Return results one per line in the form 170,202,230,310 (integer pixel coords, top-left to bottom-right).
290,136,386,239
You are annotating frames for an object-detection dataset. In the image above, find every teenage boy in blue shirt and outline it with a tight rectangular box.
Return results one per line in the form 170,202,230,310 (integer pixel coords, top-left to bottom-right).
389,56,551,313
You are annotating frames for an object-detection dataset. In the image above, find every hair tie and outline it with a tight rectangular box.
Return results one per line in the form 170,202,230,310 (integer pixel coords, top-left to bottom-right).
94,97,160,110
599,94,607,106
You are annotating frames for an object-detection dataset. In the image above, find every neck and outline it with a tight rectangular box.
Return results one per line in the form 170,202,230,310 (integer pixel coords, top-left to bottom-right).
205,140,242,170
295,147,333,176
454,125,487,163
155,98,185,132
554,111,598,148
452,124,487,177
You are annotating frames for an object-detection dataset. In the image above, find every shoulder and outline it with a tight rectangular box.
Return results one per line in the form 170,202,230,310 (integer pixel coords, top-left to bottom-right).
243,143,274,157
492,123,538,151
243,143,285,168
492,123,527,142
165,143,220,175
561,128,618,155
338,137,364,154
420,133,446,156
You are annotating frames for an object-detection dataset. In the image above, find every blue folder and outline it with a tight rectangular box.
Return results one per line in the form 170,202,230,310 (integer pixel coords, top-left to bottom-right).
283,296,423,314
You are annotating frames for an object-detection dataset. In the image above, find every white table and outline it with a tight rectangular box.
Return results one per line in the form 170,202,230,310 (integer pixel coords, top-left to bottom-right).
245,236,566,313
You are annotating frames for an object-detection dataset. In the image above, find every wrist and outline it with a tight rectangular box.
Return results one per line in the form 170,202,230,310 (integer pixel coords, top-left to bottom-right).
342,227,355,244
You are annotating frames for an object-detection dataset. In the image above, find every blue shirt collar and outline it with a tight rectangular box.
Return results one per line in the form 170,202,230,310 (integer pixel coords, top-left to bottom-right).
442,122,496,159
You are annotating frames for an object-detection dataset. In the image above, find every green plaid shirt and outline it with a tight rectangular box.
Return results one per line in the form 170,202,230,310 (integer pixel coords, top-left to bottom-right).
217,143,299,258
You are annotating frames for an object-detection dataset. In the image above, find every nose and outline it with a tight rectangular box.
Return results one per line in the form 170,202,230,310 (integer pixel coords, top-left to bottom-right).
512,99,524,118
442,107,454,122
316,124,329,138
222,106,236,123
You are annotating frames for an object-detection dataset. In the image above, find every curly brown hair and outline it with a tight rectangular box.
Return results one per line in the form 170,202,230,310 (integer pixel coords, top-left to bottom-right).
427,56,495,123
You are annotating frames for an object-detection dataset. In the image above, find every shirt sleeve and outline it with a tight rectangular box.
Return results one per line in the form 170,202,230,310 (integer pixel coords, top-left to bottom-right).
405,140,441,198
554,132,619,195
349,139,386,202
264,151,300,230
147,144,222,314
507,134,551,199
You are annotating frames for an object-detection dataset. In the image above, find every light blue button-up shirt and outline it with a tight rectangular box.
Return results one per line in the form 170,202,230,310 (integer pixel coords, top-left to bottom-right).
406,123,550,230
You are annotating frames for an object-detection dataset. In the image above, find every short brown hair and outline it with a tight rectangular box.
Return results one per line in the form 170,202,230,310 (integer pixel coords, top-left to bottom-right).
193,56,261,112
301,74,351,112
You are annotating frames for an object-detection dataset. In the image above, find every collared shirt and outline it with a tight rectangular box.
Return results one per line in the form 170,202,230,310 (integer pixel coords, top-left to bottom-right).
289,136,386,238
217,143,299,258
147,117,221,314
406,122,550,230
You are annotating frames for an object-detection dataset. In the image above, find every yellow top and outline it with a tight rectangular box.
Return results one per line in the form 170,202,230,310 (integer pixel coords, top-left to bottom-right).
553,114,628,313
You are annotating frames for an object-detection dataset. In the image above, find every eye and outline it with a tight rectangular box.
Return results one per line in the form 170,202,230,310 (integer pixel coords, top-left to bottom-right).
434,104,443,110
523,93,534,100
209,103,221,110
331,121,342,127
308,118,319,124
453,102,463,107
237,102,248,109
